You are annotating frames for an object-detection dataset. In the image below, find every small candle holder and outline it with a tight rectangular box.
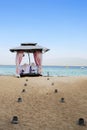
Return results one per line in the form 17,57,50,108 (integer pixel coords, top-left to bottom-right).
11,116,18,124
17,97,22,102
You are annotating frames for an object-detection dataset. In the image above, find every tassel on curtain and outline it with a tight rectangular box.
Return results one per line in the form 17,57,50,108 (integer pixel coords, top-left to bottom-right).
33,51,42,74
16,51,24,75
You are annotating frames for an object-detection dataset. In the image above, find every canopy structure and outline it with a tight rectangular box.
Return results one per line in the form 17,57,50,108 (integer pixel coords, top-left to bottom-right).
10,43,49,77
10,43,49,53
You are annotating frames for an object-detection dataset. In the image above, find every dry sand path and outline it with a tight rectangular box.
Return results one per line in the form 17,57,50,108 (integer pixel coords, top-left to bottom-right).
0,76,87,130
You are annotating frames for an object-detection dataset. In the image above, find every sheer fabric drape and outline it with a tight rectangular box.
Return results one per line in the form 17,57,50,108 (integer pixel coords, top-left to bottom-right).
33,51,42,74
16,51,24,74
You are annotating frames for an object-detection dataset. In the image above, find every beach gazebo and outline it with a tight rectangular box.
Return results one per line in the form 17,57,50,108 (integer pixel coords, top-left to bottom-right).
10,43,49,77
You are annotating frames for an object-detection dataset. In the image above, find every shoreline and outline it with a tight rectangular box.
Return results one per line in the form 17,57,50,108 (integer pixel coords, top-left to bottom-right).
0,75,87,77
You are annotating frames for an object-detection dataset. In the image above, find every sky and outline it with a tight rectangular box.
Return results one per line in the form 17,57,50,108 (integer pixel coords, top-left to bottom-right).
0,0,87,66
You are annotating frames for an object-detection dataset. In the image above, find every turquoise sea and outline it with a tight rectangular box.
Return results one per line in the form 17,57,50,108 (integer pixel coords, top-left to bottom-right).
0,65,87,76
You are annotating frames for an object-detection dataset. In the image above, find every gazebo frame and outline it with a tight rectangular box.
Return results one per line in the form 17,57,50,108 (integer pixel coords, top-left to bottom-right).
10,43,49,77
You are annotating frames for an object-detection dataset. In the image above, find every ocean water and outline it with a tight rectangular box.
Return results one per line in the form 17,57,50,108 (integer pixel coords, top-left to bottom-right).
0,65,87,76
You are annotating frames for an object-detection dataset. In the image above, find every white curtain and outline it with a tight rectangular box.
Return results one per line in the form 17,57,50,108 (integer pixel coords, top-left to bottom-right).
33,51,42,74
16,51,24,74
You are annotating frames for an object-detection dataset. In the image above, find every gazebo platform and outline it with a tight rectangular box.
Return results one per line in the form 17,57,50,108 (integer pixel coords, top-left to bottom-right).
20,73,42,77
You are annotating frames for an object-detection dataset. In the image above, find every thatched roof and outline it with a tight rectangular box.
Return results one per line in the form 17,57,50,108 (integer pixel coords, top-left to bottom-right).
10,43,49,53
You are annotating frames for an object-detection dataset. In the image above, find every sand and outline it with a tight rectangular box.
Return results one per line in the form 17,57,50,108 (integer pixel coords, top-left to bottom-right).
0,76,87,130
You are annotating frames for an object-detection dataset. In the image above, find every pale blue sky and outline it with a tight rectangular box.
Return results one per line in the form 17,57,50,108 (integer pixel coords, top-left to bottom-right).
0,0,87,65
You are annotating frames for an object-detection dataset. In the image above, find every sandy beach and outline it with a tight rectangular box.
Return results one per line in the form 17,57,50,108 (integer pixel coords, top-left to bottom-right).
0,76,87,130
